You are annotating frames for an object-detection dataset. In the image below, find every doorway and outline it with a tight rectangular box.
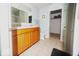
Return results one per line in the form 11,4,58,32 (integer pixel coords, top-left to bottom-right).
49,9,62,40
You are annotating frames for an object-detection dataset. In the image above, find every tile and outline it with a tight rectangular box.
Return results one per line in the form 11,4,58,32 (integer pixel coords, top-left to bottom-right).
20,36,63,56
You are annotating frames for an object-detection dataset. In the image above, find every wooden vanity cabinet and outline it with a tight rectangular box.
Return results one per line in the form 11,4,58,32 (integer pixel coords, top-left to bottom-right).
31,28,40,45
12,27,40,56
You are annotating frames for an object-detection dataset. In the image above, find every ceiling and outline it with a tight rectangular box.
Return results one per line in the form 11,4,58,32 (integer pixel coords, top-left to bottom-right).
31,3,52,8
25,3,53,9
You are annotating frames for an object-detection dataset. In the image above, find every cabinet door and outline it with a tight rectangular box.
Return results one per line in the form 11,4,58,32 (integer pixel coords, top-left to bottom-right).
31,31,36,45
34,31,38,42
17,34,23,55
31,30,39,45
23,32,30,51
35,30,40,41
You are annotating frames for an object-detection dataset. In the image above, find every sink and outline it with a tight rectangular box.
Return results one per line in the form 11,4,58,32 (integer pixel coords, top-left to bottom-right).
21,23,33,27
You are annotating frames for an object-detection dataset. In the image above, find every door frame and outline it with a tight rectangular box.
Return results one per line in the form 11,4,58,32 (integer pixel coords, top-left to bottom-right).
49,9,62,41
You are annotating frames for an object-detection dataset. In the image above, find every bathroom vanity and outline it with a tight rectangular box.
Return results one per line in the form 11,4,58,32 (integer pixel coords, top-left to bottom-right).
11,5,40,56
12,26,40,56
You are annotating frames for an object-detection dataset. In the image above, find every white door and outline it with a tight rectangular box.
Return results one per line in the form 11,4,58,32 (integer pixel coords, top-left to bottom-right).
63,3,76,55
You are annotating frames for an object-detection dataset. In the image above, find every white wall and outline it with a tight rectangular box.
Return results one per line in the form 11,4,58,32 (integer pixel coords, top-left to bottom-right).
73,4,79,56
39,3,66,41
39,6,49,40
50,18,61,34
0,3,11,56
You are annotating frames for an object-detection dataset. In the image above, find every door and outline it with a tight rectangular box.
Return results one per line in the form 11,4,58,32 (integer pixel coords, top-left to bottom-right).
31,31,36,45
31,29,39,45
35,31,39,42
17,32,31,55
17,34,23,55
63,3,76,55
23,32,30,50
36,30,40,41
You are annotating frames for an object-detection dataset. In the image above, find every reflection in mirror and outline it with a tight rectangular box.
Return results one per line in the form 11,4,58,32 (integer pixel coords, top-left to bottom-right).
28,16,32,23
11,7,28,27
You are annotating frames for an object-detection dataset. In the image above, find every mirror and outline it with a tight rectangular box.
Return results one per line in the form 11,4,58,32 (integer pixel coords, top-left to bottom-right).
11,7,28,27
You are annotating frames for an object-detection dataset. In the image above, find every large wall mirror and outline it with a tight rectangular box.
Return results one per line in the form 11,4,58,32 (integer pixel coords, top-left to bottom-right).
11,7,32,27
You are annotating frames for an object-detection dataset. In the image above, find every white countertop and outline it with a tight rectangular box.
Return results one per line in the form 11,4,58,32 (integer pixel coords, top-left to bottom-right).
17,25,39,29
11,25,39,30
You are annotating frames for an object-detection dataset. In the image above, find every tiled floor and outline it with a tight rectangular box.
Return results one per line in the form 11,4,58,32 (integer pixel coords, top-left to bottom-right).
20,35,63,56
